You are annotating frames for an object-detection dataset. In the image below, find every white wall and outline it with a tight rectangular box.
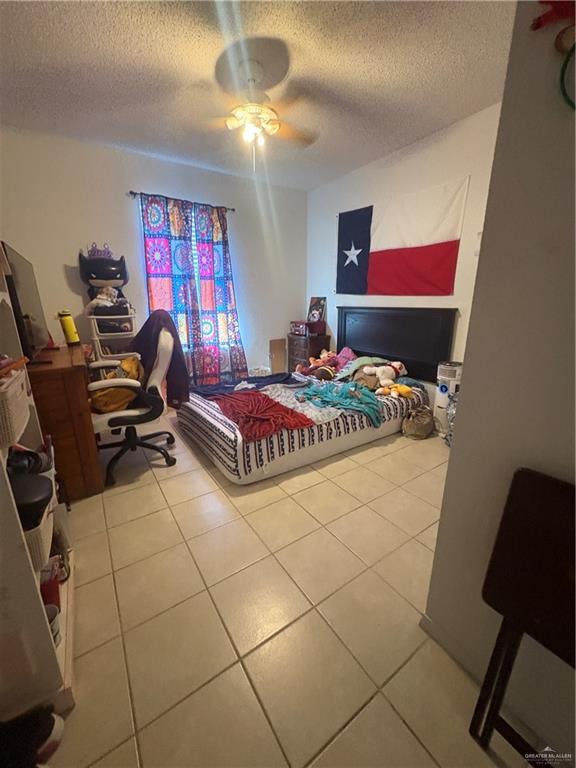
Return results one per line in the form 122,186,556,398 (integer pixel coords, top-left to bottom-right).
0,128,307,368
425,1,574,751
307,104,501,361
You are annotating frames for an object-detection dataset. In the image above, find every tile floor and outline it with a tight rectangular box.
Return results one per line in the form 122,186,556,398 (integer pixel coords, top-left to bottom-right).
56,416,523,768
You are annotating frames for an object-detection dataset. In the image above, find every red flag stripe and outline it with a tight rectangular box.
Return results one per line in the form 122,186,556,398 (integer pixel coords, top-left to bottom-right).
366,240,459,296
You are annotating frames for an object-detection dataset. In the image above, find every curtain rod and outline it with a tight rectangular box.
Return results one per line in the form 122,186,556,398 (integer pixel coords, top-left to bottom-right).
127,190,235,212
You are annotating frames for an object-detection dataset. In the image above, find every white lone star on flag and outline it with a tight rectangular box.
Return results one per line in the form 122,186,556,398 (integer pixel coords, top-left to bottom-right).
343,241,362,267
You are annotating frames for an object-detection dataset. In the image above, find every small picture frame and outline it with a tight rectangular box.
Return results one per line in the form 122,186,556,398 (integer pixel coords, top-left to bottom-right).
307,297,326,323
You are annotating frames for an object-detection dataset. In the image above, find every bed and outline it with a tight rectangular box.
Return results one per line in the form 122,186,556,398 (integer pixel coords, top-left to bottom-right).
178,306,456,484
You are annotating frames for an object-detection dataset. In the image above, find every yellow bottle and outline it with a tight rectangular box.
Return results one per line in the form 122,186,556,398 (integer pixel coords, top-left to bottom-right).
57,310,80,346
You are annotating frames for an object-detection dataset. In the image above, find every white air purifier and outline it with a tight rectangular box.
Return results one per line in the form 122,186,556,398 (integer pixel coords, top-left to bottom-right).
433,361,462,436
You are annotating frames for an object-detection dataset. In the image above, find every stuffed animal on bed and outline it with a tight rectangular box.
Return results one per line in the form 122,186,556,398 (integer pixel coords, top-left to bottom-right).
352,368,379,391
363,362,408,392
295,349,339,378
379,383,413,398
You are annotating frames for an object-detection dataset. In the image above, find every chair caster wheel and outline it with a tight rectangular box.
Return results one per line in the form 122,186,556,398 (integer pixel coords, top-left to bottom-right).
166,435,175,445
166,456,177,467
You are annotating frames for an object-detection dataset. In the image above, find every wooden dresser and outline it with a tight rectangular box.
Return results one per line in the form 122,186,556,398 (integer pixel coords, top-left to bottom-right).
287,333,331,372
28,346,103,501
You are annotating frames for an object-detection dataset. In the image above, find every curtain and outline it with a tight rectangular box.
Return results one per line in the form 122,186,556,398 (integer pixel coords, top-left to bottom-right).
139,194,248,385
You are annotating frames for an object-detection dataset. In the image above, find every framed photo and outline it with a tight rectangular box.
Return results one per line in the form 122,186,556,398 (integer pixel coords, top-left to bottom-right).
307,297,326,323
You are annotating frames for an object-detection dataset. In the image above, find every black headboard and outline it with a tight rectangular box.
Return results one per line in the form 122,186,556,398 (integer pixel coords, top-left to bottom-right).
337,306,457,382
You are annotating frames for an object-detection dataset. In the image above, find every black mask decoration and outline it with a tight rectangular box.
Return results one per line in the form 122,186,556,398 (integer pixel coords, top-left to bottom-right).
79,249,129,300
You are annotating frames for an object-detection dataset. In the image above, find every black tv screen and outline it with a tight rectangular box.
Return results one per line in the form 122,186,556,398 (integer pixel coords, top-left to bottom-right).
2,242,50,359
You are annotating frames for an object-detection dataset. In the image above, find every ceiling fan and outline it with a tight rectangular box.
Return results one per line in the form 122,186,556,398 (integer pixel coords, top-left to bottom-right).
208,39,317,150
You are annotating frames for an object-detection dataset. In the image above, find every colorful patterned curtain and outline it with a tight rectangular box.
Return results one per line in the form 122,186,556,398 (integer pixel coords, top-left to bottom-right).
139,194,248,385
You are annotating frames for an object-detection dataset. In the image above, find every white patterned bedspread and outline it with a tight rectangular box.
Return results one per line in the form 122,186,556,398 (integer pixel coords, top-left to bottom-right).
177,387,427,485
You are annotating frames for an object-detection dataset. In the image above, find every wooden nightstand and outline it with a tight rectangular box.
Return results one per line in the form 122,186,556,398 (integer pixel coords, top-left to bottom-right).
287,333,331,372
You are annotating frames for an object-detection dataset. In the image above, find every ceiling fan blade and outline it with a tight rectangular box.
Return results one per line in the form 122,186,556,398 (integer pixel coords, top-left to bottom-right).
276,121,318,147
270,79,310,112
202,116,231,132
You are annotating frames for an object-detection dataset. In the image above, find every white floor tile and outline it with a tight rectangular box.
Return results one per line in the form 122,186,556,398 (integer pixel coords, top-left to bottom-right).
274,466,325,496
402,470,446,508
149,449,203,480
366,451,426,485
69,494,105,540
332,466,396,504
345,443,390,464
373,540,434,613
312,455,358,478
51,639,132,768
103,482,167,528
75,531,111,587
369,486,439,536
90,737,139,768
384,641,526,768
58,438,481,768
101,450,156,499
318,570,426,685
395,437,450,470
211,556,311,654
373,433,413,455
115,543,204,630
124,592,236,727
328,506,409,565
245,497,320,551
74,574,120,657
431,461,449,480
225,478,287,515
345,433,410,464
276,528,365,604
312,694,435,767
245,611,375,768
159,468,218,505
188,518,269,586
108,509,182,570
171,489,240,539
292,480,361,525
139,664,287,767
417,521,439,551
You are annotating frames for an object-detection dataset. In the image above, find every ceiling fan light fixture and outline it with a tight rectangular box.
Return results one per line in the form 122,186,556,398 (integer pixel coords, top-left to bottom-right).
225,115,241,131
263,119,280,136
227,102,280,145
242,122,260,143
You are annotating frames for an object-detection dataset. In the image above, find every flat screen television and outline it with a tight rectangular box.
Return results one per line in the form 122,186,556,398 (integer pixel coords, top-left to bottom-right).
1,241,50,359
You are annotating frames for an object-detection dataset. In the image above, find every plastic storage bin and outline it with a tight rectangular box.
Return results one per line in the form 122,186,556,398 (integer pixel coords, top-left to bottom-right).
0,368,29,446
24,507,54,571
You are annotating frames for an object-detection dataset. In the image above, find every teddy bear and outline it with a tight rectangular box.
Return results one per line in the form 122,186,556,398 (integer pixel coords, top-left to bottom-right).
362,362,408,395
84,285,121,315
296,349,339,376
380,383,413,399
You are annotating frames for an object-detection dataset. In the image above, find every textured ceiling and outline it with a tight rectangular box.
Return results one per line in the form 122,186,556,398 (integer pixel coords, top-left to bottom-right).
0,2,514,190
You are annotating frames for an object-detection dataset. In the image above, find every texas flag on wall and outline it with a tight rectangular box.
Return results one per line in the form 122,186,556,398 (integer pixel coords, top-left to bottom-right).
336,177,469,296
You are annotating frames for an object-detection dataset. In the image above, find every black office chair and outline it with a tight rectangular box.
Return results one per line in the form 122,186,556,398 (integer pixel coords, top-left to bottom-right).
89,328,177,486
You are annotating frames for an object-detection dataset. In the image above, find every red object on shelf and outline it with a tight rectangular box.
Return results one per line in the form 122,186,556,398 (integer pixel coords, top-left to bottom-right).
531,0,575,31
306,320,326,335
290,321,307,336
40,560,61,610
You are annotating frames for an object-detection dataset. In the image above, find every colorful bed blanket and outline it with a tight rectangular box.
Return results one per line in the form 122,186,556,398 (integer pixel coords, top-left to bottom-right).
262,383,341,424
298,381,383,427
209,390,314,442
